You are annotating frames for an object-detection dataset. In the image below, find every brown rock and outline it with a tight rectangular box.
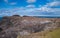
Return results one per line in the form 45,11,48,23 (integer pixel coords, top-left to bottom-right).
0,15,60,38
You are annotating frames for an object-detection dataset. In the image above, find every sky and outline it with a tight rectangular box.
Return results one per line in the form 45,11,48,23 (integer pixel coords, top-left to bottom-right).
0,0,60,17
0,0,51,8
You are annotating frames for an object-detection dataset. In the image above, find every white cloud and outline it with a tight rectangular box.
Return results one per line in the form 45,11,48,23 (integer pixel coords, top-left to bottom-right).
9,2,17,5
0,1,60,16
45,1,60,7
37,1,60,12
4,0,17,5
0,7,60,16
26,0,36,3
26,5,35,8
4,0,8,3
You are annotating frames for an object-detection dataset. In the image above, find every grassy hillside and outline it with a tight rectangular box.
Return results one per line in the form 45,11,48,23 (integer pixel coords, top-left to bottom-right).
45,28,60,38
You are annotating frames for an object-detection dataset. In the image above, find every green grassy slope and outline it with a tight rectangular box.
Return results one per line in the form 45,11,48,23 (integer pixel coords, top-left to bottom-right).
45,28,60,38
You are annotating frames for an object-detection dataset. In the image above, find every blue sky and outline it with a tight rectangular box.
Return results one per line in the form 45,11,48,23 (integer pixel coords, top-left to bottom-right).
0,0,51,8
0,0,60,17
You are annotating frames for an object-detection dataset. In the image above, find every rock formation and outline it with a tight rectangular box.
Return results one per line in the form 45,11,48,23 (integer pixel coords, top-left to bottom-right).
0,15,60,38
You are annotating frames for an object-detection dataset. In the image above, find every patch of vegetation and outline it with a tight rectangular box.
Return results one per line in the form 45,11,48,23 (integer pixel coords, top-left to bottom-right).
45,28,60,38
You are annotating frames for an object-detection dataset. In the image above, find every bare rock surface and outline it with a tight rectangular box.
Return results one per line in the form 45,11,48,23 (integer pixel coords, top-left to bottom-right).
0,15,60,38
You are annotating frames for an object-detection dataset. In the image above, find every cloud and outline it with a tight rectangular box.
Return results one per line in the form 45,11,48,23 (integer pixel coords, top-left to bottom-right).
45,1,60,7
26,5,35,8
0,7,60,16
4,0,8,3
26,0,36,3
4,0,17,5
37,1,60,12
0,1,60,16
9,2,17,5
49,1,60,6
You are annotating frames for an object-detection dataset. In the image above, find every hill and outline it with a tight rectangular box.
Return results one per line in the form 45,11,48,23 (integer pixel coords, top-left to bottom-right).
0,15,60,38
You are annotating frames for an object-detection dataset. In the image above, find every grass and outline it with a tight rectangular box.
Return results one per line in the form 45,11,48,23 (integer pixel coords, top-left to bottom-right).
45,28,60,38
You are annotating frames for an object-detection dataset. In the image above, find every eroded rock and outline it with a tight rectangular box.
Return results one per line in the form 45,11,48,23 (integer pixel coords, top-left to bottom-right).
0,15,60,38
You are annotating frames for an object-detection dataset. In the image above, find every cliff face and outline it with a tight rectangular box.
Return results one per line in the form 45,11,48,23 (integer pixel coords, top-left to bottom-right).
0,15,60,38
